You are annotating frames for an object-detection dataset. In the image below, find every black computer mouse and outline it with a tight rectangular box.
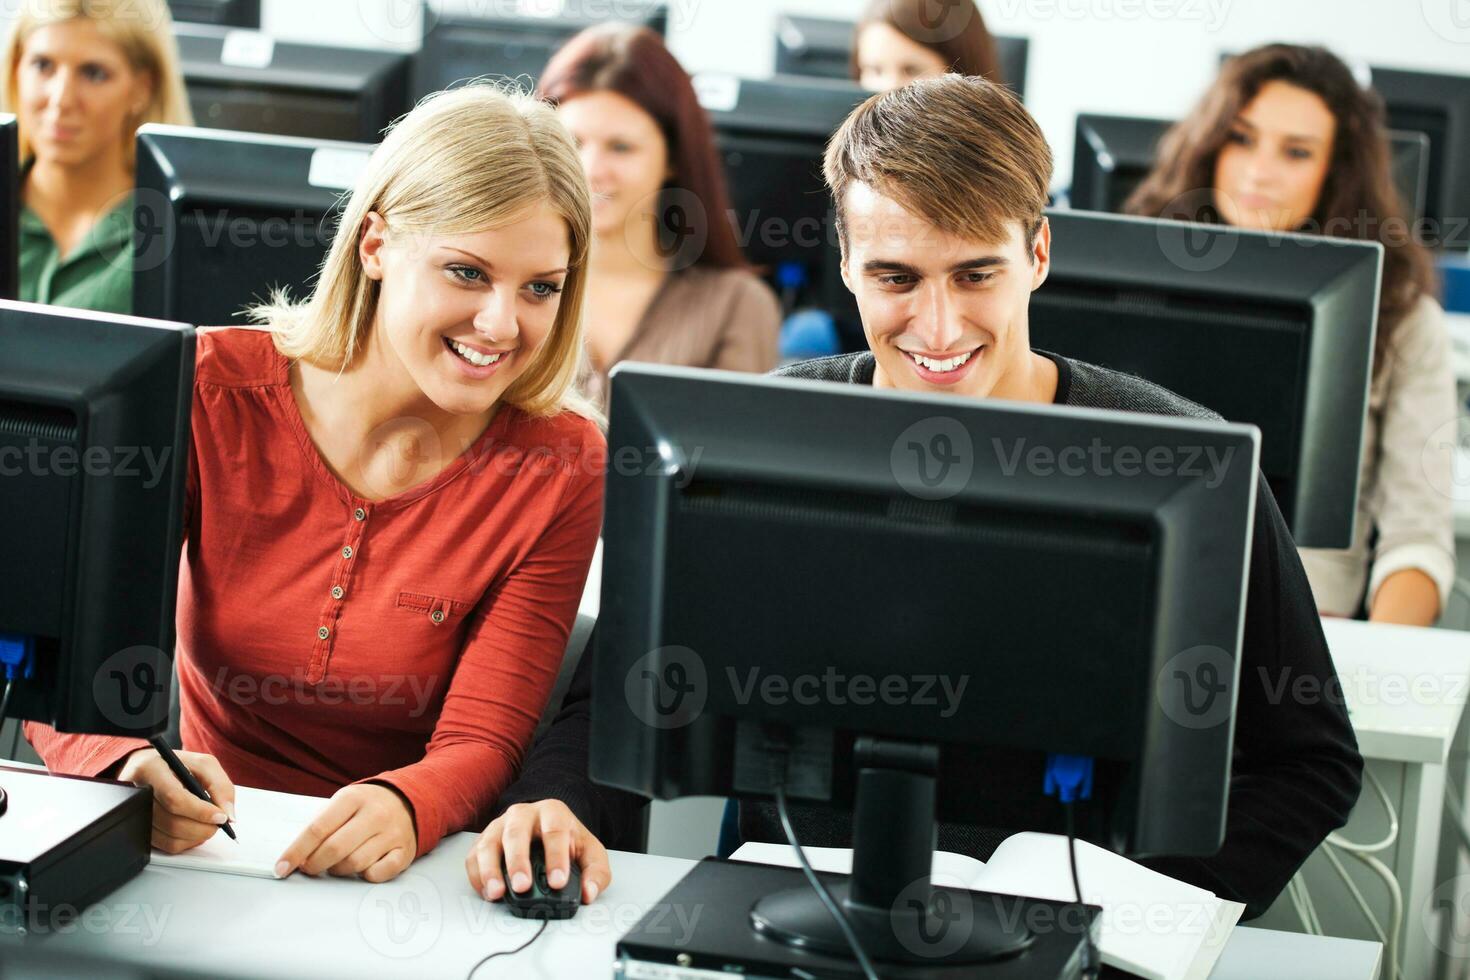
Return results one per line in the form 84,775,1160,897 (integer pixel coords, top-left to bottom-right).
502,840,581,919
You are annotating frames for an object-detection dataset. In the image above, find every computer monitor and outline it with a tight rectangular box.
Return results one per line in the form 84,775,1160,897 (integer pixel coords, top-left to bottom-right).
696,73,866,322
1,115,17,302
133,125,374,328
168,0,261,28
1369,65,1470,249
412,1,668,101
593,363,1258,966
1068,113,1171,215
772,13,1030,100
1070,113,1434,224
1030,209,1380,549
174,24,410,143
1390,129,1431,224
0,302,194,737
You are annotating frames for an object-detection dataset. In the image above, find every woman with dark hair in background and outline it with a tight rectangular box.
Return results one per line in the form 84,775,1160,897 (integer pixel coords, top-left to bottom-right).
851,0,1002,93
538,25,779,410
1127,43,1456,626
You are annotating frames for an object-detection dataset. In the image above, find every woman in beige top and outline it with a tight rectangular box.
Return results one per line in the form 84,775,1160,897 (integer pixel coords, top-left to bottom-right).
1129,44,1457,625
538,26,780,410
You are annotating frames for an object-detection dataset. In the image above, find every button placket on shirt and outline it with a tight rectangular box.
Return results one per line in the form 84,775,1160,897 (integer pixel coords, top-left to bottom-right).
306,502,371,683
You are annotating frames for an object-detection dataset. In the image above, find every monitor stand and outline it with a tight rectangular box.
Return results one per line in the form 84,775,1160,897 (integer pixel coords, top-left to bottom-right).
749,738,1038,965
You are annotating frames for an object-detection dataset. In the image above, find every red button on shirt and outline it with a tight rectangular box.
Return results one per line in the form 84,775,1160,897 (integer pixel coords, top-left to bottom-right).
27,327,606,855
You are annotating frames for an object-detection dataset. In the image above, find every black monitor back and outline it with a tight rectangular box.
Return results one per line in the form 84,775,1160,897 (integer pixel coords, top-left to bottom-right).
175,24,410,143
1370,65,1470,248
169,0,261,27
0,302,193,736
133,125,373,328
413,1,668,100
1069,113,1171,214
1071,113,1433,224
1,115,16,301
698,74,866,317
593,364,1260,857
1031,209,1380,549
772,13,1029,99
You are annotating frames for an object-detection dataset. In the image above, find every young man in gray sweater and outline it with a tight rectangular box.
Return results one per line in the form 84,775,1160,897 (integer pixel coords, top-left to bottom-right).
477,74,1362,923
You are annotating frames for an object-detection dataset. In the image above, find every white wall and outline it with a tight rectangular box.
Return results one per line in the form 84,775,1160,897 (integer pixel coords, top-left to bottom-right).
256,0,1470,184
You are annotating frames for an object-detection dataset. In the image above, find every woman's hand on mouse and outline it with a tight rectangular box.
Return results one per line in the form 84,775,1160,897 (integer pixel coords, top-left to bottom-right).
117,746,236,854
466,800,611,905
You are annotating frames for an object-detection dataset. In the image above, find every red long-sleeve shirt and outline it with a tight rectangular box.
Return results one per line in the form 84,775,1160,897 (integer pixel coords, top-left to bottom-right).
26,327,605,855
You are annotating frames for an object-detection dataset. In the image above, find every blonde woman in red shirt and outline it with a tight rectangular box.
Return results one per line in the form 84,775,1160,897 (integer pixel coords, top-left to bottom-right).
25,83,607,890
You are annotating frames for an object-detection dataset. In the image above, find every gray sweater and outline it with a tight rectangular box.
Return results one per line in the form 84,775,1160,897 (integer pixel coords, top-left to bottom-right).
496,350,1363,921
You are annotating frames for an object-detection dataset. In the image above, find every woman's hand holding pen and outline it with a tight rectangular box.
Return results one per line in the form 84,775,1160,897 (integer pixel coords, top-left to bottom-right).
117,747,237,854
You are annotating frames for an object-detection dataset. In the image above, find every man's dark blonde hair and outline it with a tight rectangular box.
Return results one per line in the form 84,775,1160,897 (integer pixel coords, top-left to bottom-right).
824,75,1053,252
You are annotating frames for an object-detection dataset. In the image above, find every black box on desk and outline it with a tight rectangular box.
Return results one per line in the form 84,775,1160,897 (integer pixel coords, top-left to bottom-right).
0,765,151,934
615,858,1101,980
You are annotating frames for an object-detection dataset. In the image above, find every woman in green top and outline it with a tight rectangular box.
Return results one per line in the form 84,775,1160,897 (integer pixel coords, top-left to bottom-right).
2,0,192,314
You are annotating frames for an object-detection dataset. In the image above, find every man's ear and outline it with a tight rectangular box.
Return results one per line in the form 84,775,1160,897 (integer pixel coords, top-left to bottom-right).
359,212,389,281
839,240,855,295
1030,216,1051,292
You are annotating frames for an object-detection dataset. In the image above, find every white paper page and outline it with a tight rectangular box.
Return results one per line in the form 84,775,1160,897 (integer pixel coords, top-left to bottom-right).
1180,897,1246,980
729,841,987,885
148,785,325,879
975,833,1225,980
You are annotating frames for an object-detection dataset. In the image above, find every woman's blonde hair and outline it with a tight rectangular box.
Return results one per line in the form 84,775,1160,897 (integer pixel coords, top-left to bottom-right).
261,82,598,422
2,0,193,163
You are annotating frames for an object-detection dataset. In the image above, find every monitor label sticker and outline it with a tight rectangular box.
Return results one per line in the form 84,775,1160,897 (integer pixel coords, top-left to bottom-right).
692,73,741,114
309,148,373,191
221,31,276,70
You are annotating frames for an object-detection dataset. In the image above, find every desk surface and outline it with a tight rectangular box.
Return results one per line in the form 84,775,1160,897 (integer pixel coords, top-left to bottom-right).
1321,618,1470,764
1,784,1381,980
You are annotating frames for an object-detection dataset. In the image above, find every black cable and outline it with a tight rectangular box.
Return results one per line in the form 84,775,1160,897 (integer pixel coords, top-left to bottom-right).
1065,800,1101,980
465,918,548,979
0,679,14,729
773,782,882,980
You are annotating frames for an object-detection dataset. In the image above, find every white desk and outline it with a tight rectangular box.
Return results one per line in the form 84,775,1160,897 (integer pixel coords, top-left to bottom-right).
1249,619,1470,980
1,787,1381,980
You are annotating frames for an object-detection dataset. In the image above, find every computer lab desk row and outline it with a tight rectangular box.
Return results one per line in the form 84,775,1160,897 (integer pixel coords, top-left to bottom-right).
1254,619,1470,980
0,770,1383,980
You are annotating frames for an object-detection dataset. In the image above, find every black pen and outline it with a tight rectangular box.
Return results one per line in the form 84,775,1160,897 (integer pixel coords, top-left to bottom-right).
147,735,237,841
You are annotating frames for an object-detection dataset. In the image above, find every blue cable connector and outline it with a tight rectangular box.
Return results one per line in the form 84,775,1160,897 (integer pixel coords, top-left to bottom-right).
1044,754,1095,804
0,633,36,683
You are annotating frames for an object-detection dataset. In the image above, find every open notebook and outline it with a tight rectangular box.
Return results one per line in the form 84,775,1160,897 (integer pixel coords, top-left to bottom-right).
731,835,1244,980
149,784,327,878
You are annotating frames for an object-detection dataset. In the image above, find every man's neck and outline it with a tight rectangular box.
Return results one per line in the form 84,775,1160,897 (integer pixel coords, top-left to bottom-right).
989,349,1060,405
